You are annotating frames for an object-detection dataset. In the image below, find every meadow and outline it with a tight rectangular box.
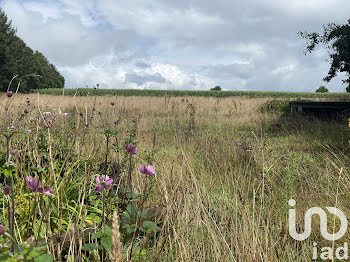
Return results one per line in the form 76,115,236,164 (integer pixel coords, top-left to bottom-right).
1,92,350,261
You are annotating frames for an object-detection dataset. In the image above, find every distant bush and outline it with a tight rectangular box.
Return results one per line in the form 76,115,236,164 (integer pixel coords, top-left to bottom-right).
316,86,328,93
210,86,222,91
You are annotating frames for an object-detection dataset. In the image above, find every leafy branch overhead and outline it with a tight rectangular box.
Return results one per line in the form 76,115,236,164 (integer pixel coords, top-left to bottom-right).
299,19,350,89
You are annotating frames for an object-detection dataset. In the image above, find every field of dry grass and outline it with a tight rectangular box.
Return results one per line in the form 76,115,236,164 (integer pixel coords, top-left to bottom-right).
1,93,350,261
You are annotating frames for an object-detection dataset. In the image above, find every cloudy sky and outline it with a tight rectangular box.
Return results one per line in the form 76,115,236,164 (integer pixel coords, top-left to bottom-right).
1,0,349,91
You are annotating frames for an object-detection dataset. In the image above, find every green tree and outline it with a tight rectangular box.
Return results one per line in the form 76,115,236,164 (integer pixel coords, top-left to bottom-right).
211,86,222,91
299,19,350,91
0,8,64,91
315,86,329,93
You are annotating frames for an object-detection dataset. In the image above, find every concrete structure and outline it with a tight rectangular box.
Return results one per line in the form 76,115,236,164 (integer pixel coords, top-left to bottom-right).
289,101,350,118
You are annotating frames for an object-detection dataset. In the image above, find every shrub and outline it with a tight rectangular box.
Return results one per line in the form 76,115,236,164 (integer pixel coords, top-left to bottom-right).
316,86,329,93
259,99,290,115
210,86,222,91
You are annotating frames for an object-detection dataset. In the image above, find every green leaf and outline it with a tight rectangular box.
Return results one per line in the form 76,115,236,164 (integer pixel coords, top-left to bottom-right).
91,231,103,240
81,243,97,251
34,254,54,262
134,248,148,257
122,224,137,234
104,225,112,236
140,221,161,233
27,250,40,260
126,192,141,199
0,254,11,262
2,169,12,177
33,244,48,253
139,210,148,219
118,187,129,194
143,221,155,228
126,203,138,218
101,236,112,254
121,212,131,220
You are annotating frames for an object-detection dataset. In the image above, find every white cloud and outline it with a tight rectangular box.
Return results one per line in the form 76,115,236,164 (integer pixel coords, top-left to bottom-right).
272,64,296,75
1,0,349,91
1,0,138,66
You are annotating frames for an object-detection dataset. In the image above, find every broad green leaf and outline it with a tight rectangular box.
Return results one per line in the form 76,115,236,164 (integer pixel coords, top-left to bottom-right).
81,243,97,251
104,225,112,236
126,192,141,199
126,203,138,218
121,212,131,220
143,221,155,228
91,231,103,240
34,254,53,262
101,236,112,254
122,224,137,234
134,248,148,257
139,210,148,219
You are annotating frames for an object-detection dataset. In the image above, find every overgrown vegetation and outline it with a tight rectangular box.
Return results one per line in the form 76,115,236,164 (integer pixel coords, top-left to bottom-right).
1,91,350,261
259,99,290,115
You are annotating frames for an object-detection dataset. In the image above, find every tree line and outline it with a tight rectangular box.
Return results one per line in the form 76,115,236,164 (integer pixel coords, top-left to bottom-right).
0,8,64,92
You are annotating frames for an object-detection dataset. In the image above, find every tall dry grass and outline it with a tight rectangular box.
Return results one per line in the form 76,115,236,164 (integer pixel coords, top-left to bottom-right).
1,93,350,261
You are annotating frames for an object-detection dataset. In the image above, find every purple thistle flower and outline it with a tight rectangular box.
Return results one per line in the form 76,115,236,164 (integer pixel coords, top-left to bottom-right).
25,176,42,192
48,120,53,125
9,149,16,155
26,129,32,134
2,185,11,195
38,186,54,197
7,91,13,98
0,224,5,235
94,175,113,192
24,109,29,114
38,116,46,122
125,143,138,155
10,126,15,130
25,176,53,196
139,165,155,176
26,237,34,243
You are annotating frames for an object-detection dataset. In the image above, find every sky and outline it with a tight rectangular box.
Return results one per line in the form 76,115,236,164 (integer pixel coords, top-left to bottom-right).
1,0,350,92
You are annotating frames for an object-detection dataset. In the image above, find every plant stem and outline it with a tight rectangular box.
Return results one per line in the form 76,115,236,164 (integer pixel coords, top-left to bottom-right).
129,177,150,260
35,197,50,247
102,189,105,262
5,135,15,252
105,135,110,174
6,135,10,164
10,176,15,252
128,153,133,193
102,189,105,234
6,195,11,250
27,192,38,238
